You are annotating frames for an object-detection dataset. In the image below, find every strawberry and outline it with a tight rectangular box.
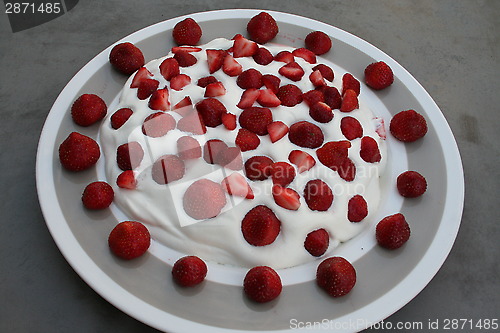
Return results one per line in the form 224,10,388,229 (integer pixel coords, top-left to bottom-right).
278,61,304,81
360,136,381,163
172,18,202,45
320,86,341,110
338,158,356,182
253,47,274,65
316,257,356,297
243,266,282,303
305,31,332,55
183,179,227,220
342,73,360,96
109,42,145,75
116,170,137,190
316,140,351,170
272,185,301,210
237,88,260,109
303,89,324,107
347,195,368,222
257,89,281,107
304,229,329,257
221,112,237,130
232,35,258,58
116,141,144,171
309,102,333,123
170,74,191,91
195,98,227,127
173,51,197,67
221,173,254,199
397,171,427,198
267,121,289,143
237,68,263,89
261,74,281,93
137,79,159,100
172,96,193,116
239,107,273,135
222,54,242,76
130,67,153,88
111,108,133,129
177,111,207,135
159,58,180,81
309,70,326,88
203,139,228,164
270,161,296,187
376,213,411,249
235,128,260,152
274,50,294,63
244,156,273,181
141,112,176,138
151,154,185,184
203,82,226,98
389,110,428,142
217,146,243,170
172,256,207,287
312,64,334,82
276,84,303,107
206,49,227,73
340,89,359,112
108,221,150,260
59,132,100,171
197,75,218,88
340,116,363,140
82,181,114,210
246,12,279,44
171,46,202,53
373,117,387,139
292,47,317,64
177,136,202,160
288,121,324,148
288,150,316,173
71,94,107,126
303,179,333,211
148,88,170,111
241,205,281,246
364,61,394,90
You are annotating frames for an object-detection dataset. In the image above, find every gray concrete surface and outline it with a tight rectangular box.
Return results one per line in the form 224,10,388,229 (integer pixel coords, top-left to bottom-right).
1,0,499,332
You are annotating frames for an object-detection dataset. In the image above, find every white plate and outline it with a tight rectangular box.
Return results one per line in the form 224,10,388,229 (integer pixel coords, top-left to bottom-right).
36,9,464,332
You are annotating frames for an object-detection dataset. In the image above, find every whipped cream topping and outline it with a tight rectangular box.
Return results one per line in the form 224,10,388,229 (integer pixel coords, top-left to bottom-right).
99,38,387,269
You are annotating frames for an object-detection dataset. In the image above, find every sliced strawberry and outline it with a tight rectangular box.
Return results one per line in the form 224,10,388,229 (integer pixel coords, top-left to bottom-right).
243,266,282,303
253,47,274,65
312,64,334,82
171,256,207,287
278,61,304,81
222,54,242,76
261,74,281,93
340,89,359,112
272,185,301,210
172,96,193,116
304,229,329,257
360,136,381,163
303,179,333,211
221,112,237,130
237,68,263,89
347,195,368,222
177,111,207,135
237,88,260,109
82,181,114,210
373,117,387,139
137,79,159,100
141,112,176,137
288,150,316,173
197,75,218,88
342,73,360,96
270,162,296,187
202,139,228,164
204,81,226,97
177,136,202,160
195,98,227,127
148,88,170,111
292,47,317,64
289,121,324,148
241,205,281,246
309,70,326,87
340,116,363,140
172,18,202,45
217,146,243,170
206,49,227,74
130,67,153,88
171,46,202,53
183,179,227,220
257,89,281,107
246,12,279,44
338,158,356,182
267,121,289,143
239,107,273,135
232,35,258,58
303,89,324,107
244,156,273,181
316,140,351,170
151,154,185,185
116,141,144,171
276,84,303,107
320,86,341,109
116,170,137,190
159,58,180,81
305,31,332,55
110,108,133,129
109,42,145,75
274,50,294,63
309,101,333,123
221,173,254,199
235,128,260,152
173,51,197,67
170,74,191,91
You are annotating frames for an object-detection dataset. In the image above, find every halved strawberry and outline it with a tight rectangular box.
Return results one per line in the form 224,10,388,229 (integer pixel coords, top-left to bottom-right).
110,108,133,129
173,51,197,67
267,121,289,143
217,146,243,170
137,79,159,100
232,35,258,58
151,154,185,185
270,162,296,187
340,116,363,140
130,67,153,88
312,64,334,82
274,50,294,63
177,111,207,135
195,98,227,127
278,61,304,81
309,70,326,87
221,173,254,199
222,54,242,76
241,205,281,246
148,88,170,111
116,170,137,190
206,49,227,74
171,46,202,53
272,185,301,210
262,74,281,93
360,136,381,163
257,89,281,107
340,89,358,112
203,139,228,164
177,136,202,160
316,141,356,181
253,47,274,65
373,117,387,139
288,150,316,173
292,48,317,64
197,75,218,88
204,81,226,97
309,102,333,123
303,89,324,107
235,128,260,152
159,58,180,81
342,73,360,96
116,141,144,171
320,86,341,109
172,96,193,116
244,156,273,181
142,112,176,137
221,113,237,130
237,88,260,109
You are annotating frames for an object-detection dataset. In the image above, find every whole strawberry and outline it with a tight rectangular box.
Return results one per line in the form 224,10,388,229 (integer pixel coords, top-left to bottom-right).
108,221,151,260
82,181,114,209
390,109,428,142
182,179,227,220
71,94,107,127
364,61,394,90
305,31,332,55
397,171,427,198
172,256,208,287
376,213,411,249
304,228,330,257
246,12,279,44
243,266,282,303
59,132,100,171
172,18,202,45
316,257,356,297
109,42,145,75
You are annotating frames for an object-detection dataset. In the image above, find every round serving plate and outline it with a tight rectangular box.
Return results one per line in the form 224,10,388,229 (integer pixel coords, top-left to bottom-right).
36,9,464,333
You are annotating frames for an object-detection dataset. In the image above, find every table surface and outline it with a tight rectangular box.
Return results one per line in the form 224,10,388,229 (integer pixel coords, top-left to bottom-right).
1,1,499,332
